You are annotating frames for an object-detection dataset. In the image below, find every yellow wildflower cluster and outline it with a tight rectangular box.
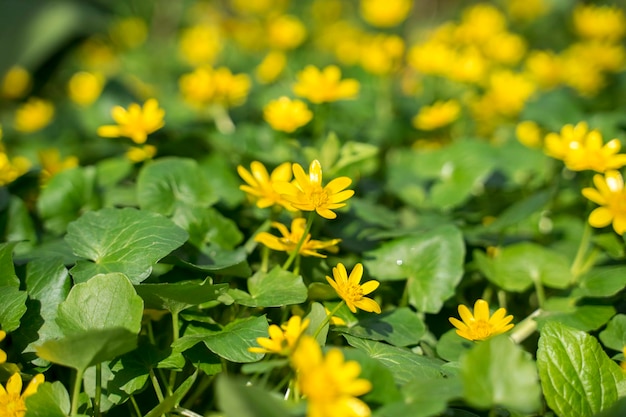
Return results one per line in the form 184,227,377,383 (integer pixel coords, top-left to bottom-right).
179,66,251,109
98,98,165,145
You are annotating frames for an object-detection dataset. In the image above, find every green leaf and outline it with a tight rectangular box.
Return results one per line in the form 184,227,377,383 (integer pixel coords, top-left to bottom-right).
537,298,616,332
342,347,402,405
572,266,626,298
6,196,36,255
199,154,245,209
135,279,227,315
229,266,307,307
436,329,474,362
481,190,551,231
364,225,465,313
137,157,217,215
537,321,625,417
594,397,626,417
376,376,462,417
216,374,293,417
65,207,188,284
173,206,243,249
339,307,425,347
144,370,198,417
0,286,28,332
460,334,541,413
304,302,329,346
0,241,20,287
599,314,626,352
172,246,251,277
25,381,71,417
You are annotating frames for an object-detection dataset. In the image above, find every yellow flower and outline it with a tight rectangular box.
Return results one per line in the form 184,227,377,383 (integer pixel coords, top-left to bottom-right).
293,65,359,104
230,0,288,16
449,299,514,341
267,15,307,50
359,34,405,75
621,347,626,372
0,331,6,363
2,66,31,99
544,122,590,160
255,51,287,84
483,70,536,117
263,97,313,133
255,218,341,258
0,372,44,417
582,170,626,235
482,32,527,66
178,24,222,66
248,316,310,355
291,335,372,417
13,98,54,133
67,71,105,107
516,120,542,148
325,307,347,326
109,17,148,50
179,66,251,108
237,161,295,210
38,149,79,185
407,40,456,76
125,144,157,163
456,3,507,44
359,0,412,28
274,160,354,219
78,38,119,75
559,49,605,96
0,153,30,186
326,263,380,314
524,50,562,90
412,100,461,131
573,4,626,42
97,98,165,144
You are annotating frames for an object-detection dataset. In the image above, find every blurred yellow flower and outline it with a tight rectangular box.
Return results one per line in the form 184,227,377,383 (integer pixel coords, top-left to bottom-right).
326,263,380,314
179,24,222,66
78,38,119,75
237,161,295,210
484,70,536,117
482,32,527,66
544,121,590,160
412,100,461,131
448,47,489,84
621,347,626,372
582,170,626,234
109,17,148,49
255,51,287,84
125,144,157,163
524,50,562,90
67,71,105,107
360,0,412,28
263,96,313,133
449,299,514,341
457,3,507,44
1,66,31,99
267,15,307,50
506,0,548,22
14,98,54,133
230,0,288,16
516,120,542,148
407,41,456,76
573,4,626,42
248,315,310,355
0,331,6,363
293,65,359,104
0,153,30,186
359,34,405,75
255,218,341,258
179,66,251,108
97,98,165,144
559,52,605,96
0,372,44,417
274,159,354,219
38,148,79,185
567,41,625,73
291,335,372,417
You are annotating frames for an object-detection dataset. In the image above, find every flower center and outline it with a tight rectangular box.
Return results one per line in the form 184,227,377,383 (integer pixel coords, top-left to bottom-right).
0,394,26,417
470,320,493,340
344,284,364,301
310,189,329,208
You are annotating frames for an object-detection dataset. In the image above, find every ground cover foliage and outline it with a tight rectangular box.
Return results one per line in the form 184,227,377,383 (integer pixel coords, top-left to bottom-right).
0,0,626,416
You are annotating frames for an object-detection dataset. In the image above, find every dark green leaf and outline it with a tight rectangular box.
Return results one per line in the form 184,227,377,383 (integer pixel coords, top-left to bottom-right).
537,298,616,332
216,374,293,417
436,329,474,362
144,370,198,417
229,266,307,307
172,246,251,277
0,286,28,332
134,279,228,315
0,241,20,287
339,307,425,347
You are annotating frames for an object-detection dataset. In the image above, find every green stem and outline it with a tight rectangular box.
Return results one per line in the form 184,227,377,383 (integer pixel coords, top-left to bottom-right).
182,374,215,410
312,301,345,340
570,221,593,281
70,367,85,416
509,308,542,344
94,363,101,417
129,395,141,417
282,212,315,271
243,218,272,254
532,272,546,309
149,369,165,403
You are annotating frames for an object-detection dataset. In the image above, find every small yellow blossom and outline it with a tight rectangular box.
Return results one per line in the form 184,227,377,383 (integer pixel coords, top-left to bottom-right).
359,34,405,75
524,50,562,90
38,149,79,185
516,120,543,148
0,154,30,186
448,47,489,84
237,161,295,210
412,100,461,131
125,144,157,163
0,372,44,417
582,170,626,235
482,32,527,66
109,17,148,49
263,97,313,133
255,51,287,84
267,15,307,50
2,66,31,99
78,38,119,75
67,71,105,107
449,299,514,341
291,335,372,417
97,98,165,144
573,4,626,42
274,160,354,219
293,65,359,104
559,50,605,96
360,0,412,28
0,331,6,363
621,347,626,372
178,24,222,66
248,316,310,355
457,3,507,44
179,66,251,108
407,41,456,76
326,263,380,314
14,98,54,133
255,218,341,258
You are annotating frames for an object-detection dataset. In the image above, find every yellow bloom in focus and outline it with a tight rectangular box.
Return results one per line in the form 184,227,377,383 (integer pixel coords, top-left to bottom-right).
179,66,251,108
516,120,542,148
293,65,359,104
326,263,381,314
255,51,287,84
582,170,626,234
360,0,412,28
274,159,354,219
178,24,222,66
0,331,6,363
14,98,54,133
263,97,313,133
67,71,105,107
109,17,148,49
237,161,295,210
573,4,626,42
125,144,157,163
291,335,372,417
0,153,30,186
255,218,341,258
2,66,31,99
449,299,514,341
267,15,307,50
0,372,44,417
97,98,165,144
38,149,79,185
412,100,461,131
248,315,310,355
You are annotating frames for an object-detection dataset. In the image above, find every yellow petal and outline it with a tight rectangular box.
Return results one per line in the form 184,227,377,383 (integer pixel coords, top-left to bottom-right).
22,374,44,398
473,299,490,322
354,297,381,313
360,280,380,295
589,207,614,227
6,372,22,395
348,263,364,285
458,304,474,324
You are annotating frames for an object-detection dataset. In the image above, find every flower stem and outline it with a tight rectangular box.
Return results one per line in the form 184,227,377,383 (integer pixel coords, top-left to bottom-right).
70,367,85,416
129,395,141,417
94,363,102,417
243,218,272,254
509,308,542,344
282,212,315,271
149,369,165,404
571,221,593,281
312,301,345,341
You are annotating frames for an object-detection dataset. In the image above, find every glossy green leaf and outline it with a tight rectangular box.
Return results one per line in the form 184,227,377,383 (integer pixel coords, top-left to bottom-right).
572,266,626,298
216,374,293,417
25,381,71,417
376,376,462,417
599,314,626,352
134,279,228,315
0,286,28,332
537,321,625,417
172,246,251,277
339,307,425,347
199,154,245,209
65,207,188,284
342,347,402,405
173,206,243,249
0,241,20,287
144,370,198,417
436,329,474,362
304,302,330,346
229,266,307,307
364,225,465,313
6,196,36,255
460,334,541,413
537,298,615,332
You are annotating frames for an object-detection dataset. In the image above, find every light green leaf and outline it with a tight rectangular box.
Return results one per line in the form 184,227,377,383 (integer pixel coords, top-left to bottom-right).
339,307,425,347
537,321,625,417
216,374,293,417
537,298,615,332
572,266,626,298
304,302,330,346
229,266,307,307
461,334,541,413
25,381,71,417
599,314,626,352
364,225,465,313
198,154,245,209
0,241,20,287
173,246,251,277
342,347,402,405
6,197,36,255
436,329,474,362
65,207,188,284
134,279,228,315
173,206,243,249
0,286,28,332
144,370,198,417
376,376,462,417
481,190,551,231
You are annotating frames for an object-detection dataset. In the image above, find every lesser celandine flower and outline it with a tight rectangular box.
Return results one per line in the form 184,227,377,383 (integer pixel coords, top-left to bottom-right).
126,145,157,163
359,0,412,28
0,330,6,363
267,15,307,50
13,98,54,133
255,218,341,258
293,65,359,104
0,372,44,417
524,50,562,90
0,153,30,186
67,71,105,107
359,34,405,75
248,316,310,356
237,161,295,210
326,263,381,314
573,4,626,42
179,66,251,108
449,299,514,341
582,170,626,235
274,159,354,219
178,24,222,66
98,98,165,144
291,335,372,417
38,149,79,185
516,120,543,148
255,51,287,84
1,66,31,99
483,70,536,117
457,3,507,44
412,100,461,131
263,97,313,133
